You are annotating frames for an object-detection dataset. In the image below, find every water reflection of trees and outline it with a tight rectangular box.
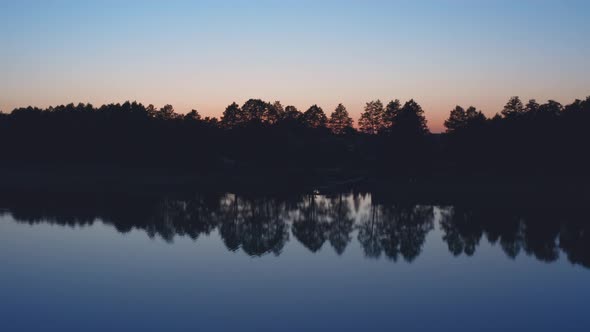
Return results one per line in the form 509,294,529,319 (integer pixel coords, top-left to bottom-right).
326,194,355,255
357,201,434,262
291,195,331,252
1,192,588,268
439,205,589,266
218,194,290,256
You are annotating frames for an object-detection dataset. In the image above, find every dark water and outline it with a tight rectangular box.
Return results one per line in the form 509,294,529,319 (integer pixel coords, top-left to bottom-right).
0,191,588,331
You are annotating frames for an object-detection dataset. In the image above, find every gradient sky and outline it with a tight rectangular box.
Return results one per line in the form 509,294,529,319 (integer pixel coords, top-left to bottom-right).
1,0,589,132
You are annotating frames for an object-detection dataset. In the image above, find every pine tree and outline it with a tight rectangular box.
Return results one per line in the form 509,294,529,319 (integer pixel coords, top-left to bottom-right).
242,99,270,123
393,99,429,136
185,109,201,121
157,104,176,120
221,102,243,128
328,104,353,135
501,96,525,118
358,100,384,134
525,99,540,115
464,106,486,126
302,105,328,128
266,101,285,124
383,99,401,129
539,100,562,116
444,106,466,133
282,105,302,122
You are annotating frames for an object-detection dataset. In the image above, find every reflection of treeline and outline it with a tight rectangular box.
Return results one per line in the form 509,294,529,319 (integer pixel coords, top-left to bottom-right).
2,192,588,267
2,96,588,175
439,205,590,268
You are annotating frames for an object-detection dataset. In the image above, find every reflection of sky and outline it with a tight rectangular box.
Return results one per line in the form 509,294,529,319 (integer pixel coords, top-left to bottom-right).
1,1,589,132
1,204,589,331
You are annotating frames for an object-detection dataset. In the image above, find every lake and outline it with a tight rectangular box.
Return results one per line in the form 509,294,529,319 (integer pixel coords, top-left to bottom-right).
0,191,588,331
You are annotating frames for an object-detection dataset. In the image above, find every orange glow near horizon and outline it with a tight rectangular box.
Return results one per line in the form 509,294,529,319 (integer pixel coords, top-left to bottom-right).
1,1,589,133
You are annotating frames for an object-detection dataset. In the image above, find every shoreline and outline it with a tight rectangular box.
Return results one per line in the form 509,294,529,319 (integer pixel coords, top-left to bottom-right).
0,166,588,205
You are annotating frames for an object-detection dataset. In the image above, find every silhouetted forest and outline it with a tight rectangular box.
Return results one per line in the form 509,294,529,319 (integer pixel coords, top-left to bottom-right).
1,191,588,268
1,96,589,181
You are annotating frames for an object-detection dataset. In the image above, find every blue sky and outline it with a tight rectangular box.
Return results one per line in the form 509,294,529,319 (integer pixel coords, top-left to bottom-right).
1,0,589,131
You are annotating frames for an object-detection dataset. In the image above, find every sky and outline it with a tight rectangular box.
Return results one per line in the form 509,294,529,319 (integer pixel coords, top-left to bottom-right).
1,0,589,132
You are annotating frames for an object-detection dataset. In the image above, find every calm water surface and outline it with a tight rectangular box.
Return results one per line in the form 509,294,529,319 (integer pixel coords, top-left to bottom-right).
0,192,588,331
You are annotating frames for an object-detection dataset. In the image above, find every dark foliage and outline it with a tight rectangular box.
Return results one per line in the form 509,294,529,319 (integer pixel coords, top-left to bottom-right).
1,96,589,178
444,96,590,175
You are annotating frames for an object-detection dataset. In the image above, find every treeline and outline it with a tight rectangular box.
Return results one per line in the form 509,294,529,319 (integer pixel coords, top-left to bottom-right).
443,96,590,175
0,96,589,177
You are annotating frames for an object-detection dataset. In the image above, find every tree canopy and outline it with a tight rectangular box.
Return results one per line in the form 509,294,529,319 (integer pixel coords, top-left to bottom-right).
358,100,384,134
328,104,354,135
390,99,429,136
302,105,328,128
